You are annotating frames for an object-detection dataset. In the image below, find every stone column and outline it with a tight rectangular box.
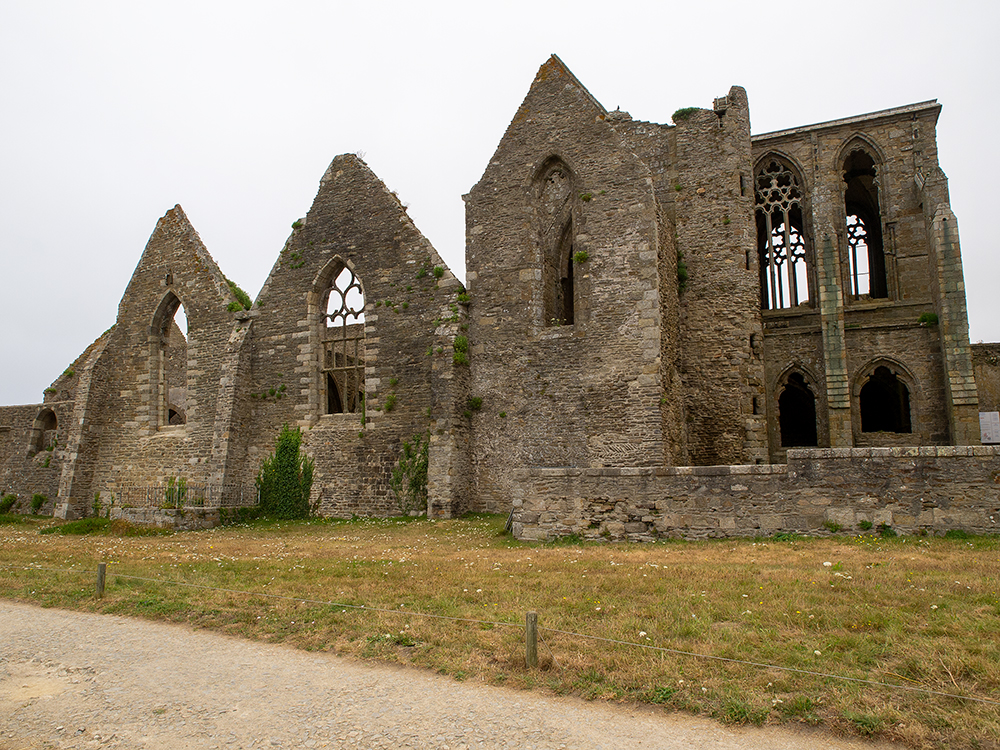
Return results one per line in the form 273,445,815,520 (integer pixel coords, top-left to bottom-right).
816,232,852,446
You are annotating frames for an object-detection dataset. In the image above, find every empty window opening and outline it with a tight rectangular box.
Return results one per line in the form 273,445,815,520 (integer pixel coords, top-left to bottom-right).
323,266,365,414
779,373,818,447
860,366,911,433
755,160,810,309
538,158,577,327
843,150,887,299
152,294,188,427
27,408,57,456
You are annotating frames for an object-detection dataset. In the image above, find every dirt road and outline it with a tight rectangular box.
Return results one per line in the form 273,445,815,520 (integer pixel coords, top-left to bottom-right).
0,601,902,749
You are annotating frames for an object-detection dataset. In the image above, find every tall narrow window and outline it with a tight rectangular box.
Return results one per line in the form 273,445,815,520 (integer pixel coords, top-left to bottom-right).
537,158,577,326
152,292,188,427
843,149,887,299
323,266,365,414
860,366,911,433
755,159,810,309
778,373,818,447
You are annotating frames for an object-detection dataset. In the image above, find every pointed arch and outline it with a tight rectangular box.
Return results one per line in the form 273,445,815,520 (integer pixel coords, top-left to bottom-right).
856,359,914,433
313,256,366,415
839,137,889,300
775,368,818,447
754,155,812,310
150,290,188,428
535,155,578,326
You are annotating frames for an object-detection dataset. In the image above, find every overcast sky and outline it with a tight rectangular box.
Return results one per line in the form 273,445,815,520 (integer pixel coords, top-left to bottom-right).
1,0,997,406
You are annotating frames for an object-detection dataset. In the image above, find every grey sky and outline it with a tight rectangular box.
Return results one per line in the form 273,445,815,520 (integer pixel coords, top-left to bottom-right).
1,0,997,405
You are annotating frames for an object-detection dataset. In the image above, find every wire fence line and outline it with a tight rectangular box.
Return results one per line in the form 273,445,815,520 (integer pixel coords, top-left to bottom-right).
0,562,997,708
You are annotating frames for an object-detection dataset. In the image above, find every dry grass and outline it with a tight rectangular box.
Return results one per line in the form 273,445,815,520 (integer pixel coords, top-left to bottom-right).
1,514,997,748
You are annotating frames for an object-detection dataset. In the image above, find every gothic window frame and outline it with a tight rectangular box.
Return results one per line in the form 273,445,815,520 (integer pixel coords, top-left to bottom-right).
839,137,893,302
150,290,189,431
775,368,820,448
855,360,915,436
534,155,581,328
753,155,814,311
312,257,366,418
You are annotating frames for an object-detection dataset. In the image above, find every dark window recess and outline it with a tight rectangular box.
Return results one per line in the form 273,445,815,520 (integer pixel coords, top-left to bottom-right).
860,366,911,433
538,158,577,326
844,150,887,299
779,373,818,447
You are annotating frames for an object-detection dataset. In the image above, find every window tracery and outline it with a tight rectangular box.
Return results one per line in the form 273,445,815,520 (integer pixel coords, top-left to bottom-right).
755,159,810,309
323,266,365,414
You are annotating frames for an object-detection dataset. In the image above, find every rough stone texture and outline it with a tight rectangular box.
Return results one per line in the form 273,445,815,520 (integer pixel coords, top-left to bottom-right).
512,447,1000,541
751,103,979,457
973,343,1000,412
1,55,997,535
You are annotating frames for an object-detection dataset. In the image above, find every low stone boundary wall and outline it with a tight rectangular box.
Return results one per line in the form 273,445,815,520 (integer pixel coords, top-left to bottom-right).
511,446,1000,541
112,506,222,531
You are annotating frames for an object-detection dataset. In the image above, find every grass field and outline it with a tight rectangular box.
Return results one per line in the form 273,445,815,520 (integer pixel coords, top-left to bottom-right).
0,513,997,748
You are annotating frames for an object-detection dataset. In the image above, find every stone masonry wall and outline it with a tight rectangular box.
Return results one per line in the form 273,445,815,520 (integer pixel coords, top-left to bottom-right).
512,446,1000,541
465,56,666,512
244,155,468,517
752,103,970,455
973,343,1000,413
671,88,767,466
57,206,246,518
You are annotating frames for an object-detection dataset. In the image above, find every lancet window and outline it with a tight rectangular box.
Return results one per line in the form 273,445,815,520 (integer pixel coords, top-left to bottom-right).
151,292,188,428
537,158,577,326
323,266,365,414
755,159,810,310
843,149,887,299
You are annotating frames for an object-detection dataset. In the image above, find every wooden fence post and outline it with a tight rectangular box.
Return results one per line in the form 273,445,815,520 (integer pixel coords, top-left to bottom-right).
526,611,538,668
96,562,106,598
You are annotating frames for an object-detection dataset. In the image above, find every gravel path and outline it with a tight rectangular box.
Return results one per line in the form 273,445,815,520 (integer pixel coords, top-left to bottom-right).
0,601,903,750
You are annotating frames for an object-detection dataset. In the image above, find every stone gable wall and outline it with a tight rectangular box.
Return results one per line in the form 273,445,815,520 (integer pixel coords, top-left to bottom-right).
244,155,468,517
465,57,666,512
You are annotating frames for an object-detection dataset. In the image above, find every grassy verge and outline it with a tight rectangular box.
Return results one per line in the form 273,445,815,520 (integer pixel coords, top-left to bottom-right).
0,514,997,748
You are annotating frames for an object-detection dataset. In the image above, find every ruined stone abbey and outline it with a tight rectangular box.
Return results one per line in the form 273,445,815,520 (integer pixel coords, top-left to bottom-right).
2,56,999,538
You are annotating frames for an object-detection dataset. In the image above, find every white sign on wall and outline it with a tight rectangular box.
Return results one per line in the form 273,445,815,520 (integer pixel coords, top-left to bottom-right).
981,412,1000,444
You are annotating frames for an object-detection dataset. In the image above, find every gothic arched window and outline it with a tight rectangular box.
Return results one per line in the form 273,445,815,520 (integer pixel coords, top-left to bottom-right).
778,372,818,447
322,265,365,414
537,158,577,326
843,149,887,299
151,292,188,428
755,159,810,310
860,366,911,433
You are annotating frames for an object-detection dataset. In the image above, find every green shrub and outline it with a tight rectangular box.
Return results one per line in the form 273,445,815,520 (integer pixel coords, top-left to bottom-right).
256,425,315,520
40,517,111,535
671,107,698,122
677,251,688,291
918,312,939,326
31,494,46,514
859,520,873,531
877,523,897,538
0,494,17,514
225,278,253,311
432,266,444,279
389,432,429,515
573,250,589,264
467,396,483,411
